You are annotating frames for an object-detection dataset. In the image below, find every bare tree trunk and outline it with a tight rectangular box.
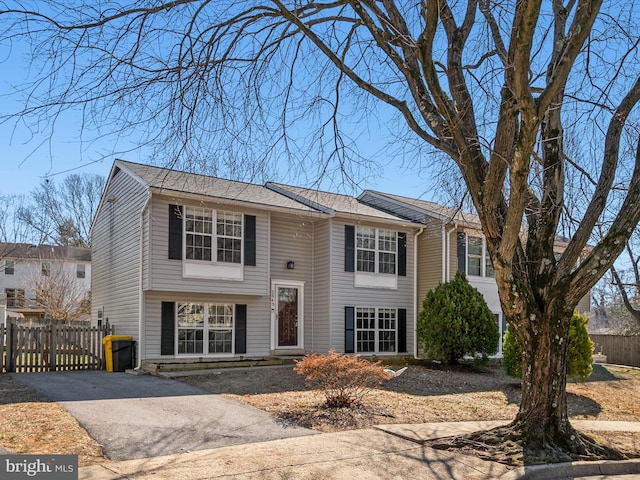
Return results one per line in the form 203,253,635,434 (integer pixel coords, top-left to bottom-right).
515,307,572,453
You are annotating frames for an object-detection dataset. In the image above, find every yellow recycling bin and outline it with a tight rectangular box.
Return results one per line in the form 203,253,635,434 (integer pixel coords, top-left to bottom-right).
102,335,134,372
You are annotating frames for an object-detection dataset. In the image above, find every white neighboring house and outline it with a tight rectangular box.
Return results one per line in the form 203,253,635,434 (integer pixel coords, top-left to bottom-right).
0,243,92,323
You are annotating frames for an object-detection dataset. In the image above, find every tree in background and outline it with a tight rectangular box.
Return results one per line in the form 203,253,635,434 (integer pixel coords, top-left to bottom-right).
418,272,499,365
0,194,31,271
3,0,640,461
31,261,91,322
608,231,640,330
16,174,105,247
503,312,594,381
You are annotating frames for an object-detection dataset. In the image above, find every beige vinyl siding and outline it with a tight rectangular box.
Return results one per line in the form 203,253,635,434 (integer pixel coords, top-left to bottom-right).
417,220,444,311
148,196,269,296
143,291,272,358
91,170,148,339
329,219,416,354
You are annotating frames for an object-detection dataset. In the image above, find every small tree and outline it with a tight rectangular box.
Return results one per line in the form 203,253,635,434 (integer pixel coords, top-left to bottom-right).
418,272,499,365
294,350,388,408
503,312,594,380
31,263,91,322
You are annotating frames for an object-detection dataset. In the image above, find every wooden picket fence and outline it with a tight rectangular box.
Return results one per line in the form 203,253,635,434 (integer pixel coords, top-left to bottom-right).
1,320,114,373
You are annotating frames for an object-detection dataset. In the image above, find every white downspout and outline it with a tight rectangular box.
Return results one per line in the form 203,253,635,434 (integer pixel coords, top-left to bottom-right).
136,193,152,370
413,227,424,359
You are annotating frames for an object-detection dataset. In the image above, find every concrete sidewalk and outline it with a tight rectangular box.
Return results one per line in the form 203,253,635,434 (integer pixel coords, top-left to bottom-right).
80,421,640,480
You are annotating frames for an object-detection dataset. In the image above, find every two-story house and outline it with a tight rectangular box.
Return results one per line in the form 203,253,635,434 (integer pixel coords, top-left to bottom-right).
90,160,419,369
358,190,592,354
0,243,91,323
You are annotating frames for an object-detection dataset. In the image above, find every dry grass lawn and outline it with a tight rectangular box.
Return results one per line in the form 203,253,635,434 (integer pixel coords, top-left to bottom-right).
0,362,638,466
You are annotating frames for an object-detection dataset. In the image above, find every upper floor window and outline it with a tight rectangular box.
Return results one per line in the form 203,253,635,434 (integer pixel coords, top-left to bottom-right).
169,204,256,280
464,234,494,278
184,207,242,264
77,264,86,279
4,260,14,275
41,262,51,276
356,227,396,275
216,211,242,263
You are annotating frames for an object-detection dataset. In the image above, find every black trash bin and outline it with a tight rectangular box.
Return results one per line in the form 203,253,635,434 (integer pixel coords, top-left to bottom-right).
111,339,135,372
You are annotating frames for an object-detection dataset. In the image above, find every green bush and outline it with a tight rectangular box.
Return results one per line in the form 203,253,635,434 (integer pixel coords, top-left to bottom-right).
294,350,389,408
417,271,499,364
502,311,594,380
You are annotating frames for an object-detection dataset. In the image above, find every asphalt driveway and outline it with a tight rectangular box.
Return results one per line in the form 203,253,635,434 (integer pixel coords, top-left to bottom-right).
12,370,315,461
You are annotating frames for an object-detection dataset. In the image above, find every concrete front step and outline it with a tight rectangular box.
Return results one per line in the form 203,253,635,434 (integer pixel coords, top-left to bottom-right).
141,356,300,375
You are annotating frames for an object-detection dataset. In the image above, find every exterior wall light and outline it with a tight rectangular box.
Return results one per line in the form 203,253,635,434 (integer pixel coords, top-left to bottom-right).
286,260,295,270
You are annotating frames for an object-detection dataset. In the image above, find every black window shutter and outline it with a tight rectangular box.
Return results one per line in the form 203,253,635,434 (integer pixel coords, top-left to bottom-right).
345,306,355,353
345,225,355,272
168,205,183,260
161,302,175,355
235,304,247,354
244,215,256,266
398,232,407,276
397,308,407,353
457,232,466,273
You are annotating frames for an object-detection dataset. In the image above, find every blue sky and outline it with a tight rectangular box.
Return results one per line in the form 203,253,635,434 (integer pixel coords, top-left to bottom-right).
0,13,438,201
1,117,433,199
1,54,433,201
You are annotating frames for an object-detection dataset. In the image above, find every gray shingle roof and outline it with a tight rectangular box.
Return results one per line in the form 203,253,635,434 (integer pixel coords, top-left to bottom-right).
266,183,412,223
0,243,91,262
115,160,321,213
360,190,481,227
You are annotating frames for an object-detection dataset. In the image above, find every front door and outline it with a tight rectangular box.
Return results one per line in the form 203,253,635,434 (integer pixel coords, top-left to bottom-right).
277,286,299,347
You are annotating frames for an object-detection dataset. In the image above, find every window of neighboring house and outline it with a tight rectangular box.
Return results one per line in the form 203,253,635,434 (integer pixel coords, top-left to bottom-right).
185,207,242,264
41,262,50,276
177,302,234,355
4,260,14,275
467,235,495,278
355,307,397,354
77,264,86,279
6,288,25,308
356,227,396,274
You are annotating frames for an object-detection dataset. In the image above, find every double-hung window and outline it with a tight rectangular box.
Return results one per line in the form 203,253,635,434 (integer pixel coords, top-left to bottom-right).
216,211,242,263
355,307,397,354
6,288,25,308
4,260,14,275
177,302,234,355
184,207,242,264
467,236,483,276
466,235,494,278
356,227,396,274
185,207,213,261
